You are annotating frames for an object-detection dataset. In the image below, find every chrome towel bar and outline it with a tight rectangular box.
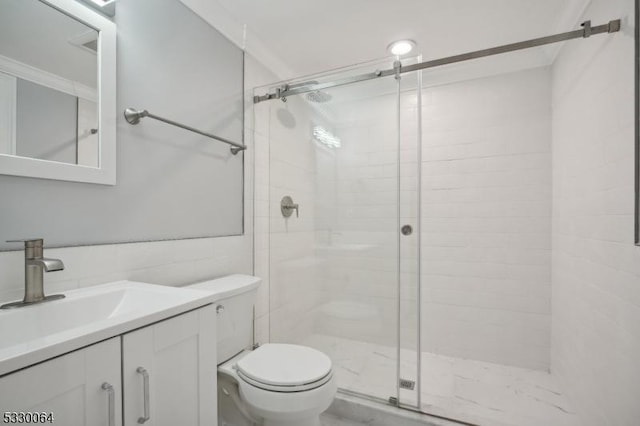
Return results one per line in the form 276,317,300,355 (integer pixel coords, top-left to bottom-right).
124,108,246,155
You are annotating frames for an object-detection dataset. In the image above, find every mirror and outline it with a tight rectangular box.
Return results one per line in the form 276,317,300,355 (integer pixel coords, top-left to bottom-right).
0,0,115,185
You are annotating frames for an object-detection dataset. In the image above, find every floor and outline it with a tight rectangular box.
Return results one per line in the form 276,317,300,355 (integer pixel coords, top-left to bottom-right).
320,391,461,426
320,414,365,426
304,334,580,426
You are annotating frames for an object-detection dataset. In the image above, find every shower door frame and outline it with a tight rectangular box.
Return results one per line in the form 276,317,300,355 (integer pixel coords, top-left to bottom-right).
393,57,423,412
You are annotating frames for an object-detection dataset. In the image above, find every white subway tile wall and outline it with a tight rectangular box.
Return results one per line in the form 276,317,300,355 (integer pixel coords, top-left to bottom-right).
313,85,403,349
245,54,279,345
0,235,252,304
550,0,640,424
421,67,552,370
257,65,553,371
265,94,334,344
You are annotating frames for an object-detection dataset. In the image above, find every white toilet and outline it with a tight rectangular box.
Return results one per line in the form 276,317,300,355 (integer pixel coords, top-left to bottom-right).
187,275,337,426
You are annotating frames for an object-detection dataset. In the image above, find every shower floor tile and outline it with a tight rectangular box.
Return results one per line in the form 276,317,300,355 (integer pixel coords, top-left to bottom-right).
303,334,580,426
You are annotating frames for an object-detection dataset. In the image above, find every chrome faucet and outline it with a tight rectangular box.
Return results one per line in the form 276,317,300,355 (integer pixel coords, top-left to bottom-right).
1,239,65,309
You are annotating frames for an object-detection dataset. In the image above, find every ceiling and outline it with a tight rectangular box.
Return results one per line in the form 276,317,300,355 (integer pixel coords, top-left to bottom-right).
217,0,589,78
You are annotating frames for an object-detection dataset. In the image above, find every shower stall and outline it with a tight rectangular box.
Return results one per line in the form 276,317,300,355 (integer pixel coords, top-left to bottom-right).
252,16,624,426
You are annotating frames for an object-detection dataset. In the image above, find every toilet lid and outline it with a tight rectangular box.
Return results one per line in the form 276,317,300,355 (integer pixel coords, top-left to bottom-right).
236,344,332,387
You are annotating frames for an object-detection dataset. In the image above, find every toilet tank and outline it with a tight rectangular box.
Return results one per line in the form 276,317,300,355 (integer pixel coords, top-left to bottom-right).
186,274,261,364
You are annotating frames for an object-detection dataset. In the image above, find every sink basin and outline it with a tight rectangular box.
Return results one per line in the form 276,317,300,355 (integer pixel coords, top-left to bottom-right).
0,281,214,376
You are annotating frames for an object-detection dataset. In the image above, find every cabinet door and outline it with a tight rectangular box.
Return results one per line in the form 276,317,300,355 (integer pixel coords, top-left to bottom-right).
0,337,122,426
122,305,216,426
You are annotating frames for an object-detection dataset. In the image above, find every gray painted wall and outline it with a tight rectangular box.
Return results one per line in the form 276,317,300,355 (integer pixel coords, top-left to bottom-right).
0,0,244,250
16,79,78,165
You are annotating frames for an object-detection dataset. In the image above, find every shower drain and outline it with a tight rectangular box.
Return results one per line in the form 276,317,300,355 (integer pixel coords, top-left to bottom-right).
398,378,416,390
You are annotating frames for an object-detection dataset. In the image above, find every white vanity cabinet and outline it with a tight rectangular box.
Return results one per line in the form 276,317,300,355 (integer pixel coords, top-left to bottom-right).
0,337,122,426
122,305,217,426
0,304,217,426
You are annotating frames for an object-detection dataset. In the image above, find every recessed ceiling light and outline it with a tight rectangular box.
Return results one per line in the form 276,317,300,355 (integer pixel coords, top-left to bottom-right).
388,39,416,56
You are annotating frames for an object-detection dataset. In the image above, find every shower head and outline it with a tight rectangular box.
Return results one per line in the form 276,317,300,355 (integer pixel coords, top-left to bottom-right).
306,90,332,103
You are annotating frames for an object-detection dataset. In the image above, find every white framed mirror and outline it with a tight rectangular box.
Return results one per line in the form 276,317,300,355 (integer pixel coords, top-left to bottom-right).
0,0,116,185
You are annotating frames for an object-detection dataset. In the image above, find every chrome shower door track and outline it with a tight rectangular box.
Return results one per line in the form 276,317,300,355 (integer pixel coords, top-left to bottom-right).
254,19,621,104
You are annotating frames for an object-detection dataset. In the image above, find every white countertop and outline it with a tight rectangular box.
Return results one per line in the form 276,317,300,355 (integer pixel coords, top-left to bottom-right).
0,281,219,376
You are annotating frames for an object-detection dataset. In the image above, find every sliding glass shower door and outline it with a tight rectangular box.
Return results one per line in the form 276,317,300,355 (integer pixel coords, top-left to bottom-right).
258,58,422,407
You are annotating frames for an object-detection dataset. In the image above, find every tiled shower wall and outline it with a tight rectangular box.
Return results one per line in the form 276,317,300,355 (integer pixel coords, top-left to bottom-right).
550,0,640,424
258,66,553,370
420,67,552,370
252,88,334,345
313,90,409,348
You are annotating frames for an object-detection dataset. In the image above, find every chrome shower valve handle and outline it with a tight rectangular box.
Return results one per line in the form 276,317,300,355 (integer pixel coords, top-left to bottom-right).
281,196,299,218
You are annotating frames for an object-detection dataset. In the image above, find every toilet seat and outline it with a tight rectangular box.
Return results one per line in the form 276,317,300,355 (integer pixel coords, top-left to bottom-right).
235,344,333,392
218,344,338,425
237,369,333,392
